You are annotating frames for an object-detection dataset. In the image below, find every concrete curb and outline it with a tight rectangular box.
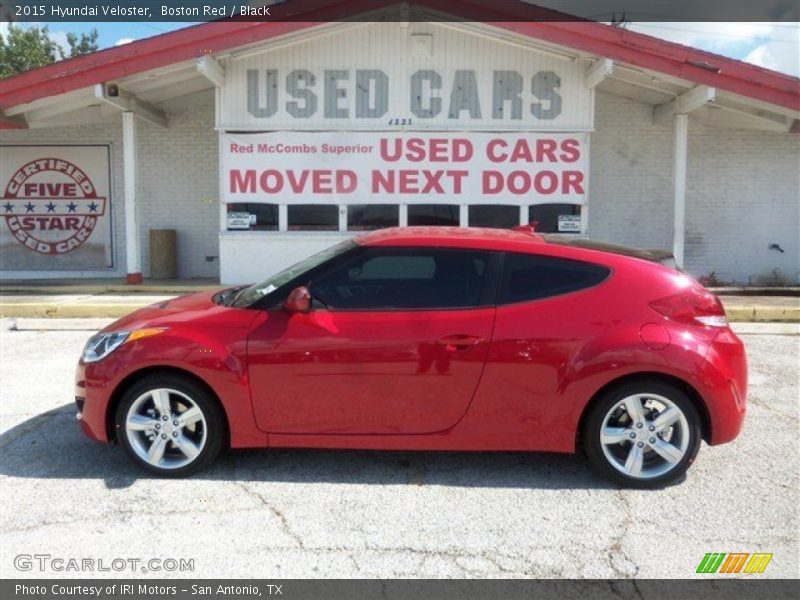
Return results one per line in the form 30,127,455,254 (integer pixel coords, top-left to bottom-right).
724,306,800,323
7,317,116,331
0,284,220,295
0,303,148,319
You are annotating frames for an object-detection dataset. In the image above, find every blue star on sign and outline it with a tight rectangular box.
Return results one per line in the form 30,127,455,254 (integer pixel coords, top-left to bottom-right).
2,202,13,213
67,202,77,213
46,202,56,212
88,201,99,212
24,202,35,213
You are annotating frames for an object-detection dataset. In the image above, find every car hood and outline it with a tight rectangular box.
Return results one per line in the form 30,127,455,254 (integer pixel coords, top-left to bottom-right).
101,290,230,332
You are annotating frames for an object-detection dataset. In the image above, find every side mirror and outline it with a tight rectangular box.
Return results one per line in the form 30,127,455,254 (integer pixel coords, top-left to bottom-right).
283,286,312,314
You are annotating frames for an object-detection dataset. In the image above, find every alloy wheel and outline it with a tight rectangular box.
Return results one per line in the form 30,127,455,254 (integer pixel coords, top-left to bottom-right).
599,393,690,479
124,388,208,470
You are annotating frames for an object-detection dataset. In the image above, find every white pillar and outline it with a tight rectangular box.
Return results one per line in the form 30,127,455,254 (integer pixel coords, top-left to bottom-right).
278,204,288,232
218,129,227,234
581,134,591,236
398,204,408,227
122,111,142,284
672,113,688,269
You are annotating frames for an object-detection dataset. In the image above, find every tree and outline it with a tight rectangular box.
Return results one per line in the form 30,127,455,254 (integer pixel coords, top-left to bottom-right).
65,29,99,58
0,24,99,78
0,25,59,78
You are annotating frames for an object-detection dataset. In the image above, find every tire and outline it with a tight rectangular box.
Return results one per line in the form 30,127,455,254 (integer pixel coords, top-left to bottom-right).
115,373,225,477
582,379,702,488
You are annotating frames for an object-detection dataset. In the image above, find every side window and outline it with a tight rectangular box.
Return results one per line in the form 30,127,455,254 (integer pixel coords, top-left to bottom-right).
499,253,610,304
310,249,491,310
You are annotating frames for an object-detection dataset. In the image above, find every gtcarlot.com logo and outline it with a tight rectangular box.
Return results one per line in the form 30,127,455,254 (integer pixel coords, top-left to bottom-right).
14,553,195,573
696,552,772,574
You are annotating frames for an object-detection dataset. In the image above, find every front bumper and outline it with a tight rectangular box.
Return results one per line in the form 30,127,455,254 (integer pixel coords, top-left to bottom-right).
75,360,112,442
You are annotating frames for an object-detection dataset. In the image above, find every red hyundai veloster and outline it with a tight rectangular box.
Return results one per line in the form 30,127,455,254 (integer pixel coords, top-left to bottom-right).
75,227,747,487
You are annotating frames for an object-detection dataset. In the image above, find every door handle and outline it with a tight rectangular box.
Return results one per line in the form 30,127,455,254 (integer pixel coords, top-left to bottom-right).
437,335,485,351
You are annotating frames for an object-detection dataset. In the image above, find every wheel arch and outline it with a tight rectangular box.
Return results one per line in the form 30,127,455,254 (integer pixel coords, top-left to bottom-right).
106,366,231,445
575,371,711,450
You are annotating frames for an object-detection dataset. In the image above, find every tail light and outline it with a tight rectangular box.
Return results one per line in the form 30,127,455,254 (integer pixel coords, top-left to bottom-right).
649,288,728,327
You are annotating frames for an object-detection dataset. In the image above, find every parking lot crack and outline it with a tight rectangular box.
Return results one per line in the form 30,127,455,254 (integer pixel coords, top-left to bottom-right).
234,482,306,548
606,491,640,578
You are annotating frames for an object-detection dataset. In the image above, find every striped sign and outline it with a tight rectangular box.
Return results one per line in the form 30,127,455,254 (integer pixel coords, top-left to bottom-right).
696,552,773,574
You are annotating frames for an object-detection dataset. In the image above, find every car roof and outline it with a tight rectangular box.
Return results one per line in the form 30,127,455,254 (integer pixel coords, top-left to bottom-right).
355,226,675,267
356,227,545,250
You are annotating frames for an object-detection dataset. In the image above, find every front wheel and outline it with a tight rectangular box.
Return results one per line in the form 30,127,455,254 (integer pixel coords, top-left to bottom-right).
582,380,702,488
115,374,225,476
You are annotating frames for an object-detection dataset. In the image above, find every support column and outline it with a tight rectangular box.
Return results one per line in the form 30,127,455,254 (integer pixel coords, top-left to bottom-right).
122,111,143,284
672,113,688,269
398,204,408,227
278,205,288,232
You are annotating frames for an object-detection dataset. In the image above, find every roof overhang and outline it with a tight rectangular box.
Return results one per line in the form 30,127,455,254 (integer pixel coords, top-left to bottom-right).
1,0,798,132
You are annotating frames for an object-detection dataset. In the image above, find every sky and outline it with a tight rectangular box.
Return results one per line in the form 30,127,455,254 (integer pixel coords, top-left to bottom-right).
1,20,798,77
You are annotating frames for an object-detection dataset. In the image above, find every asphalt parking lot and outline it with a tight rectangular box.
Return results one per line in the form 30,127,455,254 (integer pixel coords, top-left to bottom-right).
0,318,797,579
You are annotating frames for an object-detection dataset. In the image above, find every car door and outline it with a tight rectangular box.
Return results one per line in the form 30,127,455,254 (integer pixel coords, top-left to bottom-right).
468,250,613,449
247,247,499,435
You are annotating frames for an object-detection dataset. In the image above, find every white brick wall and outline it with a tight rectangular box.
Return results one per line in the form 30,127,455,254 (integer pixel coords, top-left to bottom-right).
592,91,800,284
135,101,219,279
2,89,797,284
684,119,800,284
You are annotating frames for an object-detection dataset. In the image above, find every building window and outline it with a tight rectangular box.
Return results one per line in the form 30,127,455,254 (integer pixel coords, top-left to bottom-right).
348,204,399,231
528,204,582,234
469,204,519,229
408,205,459,226
226,203,278,231
288,205,339,231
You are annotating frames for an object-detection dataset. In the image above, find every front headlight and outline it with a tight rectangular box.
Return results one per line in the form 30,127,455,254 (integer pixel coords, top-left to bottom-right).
81,328,167,363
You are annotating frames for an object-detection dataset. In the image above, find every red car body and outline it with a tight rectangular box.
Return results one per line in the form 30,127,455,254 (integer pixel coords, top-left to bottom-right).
75,227,747,456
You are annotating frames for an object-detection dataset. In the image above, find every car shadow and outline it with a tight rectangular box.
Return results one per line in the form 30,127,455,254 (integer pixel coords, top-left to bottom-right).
0,403,619,490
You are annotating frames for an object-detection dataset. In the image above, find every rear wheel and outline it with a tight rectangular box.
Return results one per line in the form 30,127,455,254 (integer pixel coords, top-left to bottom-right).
582,380,702,488
115,374,225,476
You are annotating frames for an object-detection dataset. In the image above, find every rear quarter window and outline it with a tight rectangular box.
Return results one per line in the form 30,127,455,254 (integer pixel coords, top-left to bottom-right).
499,252,610,304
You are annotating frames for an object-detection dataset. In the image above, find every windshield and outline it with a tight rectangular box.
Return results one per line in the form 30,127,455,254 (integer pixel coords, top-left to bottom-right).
232,240,356,307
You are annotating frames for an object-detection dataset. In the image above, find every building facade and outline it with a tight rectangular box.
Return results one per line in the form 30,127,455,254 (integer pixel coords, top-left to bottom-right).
1,7,798,285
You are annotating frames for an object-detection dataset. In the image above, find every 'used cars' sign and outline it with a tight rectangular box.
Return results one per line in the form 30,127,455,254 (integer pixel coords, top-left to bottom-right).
220,24,592,130
222,131,587,206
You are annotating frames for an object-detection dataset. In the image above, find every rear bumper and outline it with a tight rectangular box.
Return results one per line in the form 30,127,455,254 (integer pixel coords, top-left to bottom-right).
693,327,748,445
